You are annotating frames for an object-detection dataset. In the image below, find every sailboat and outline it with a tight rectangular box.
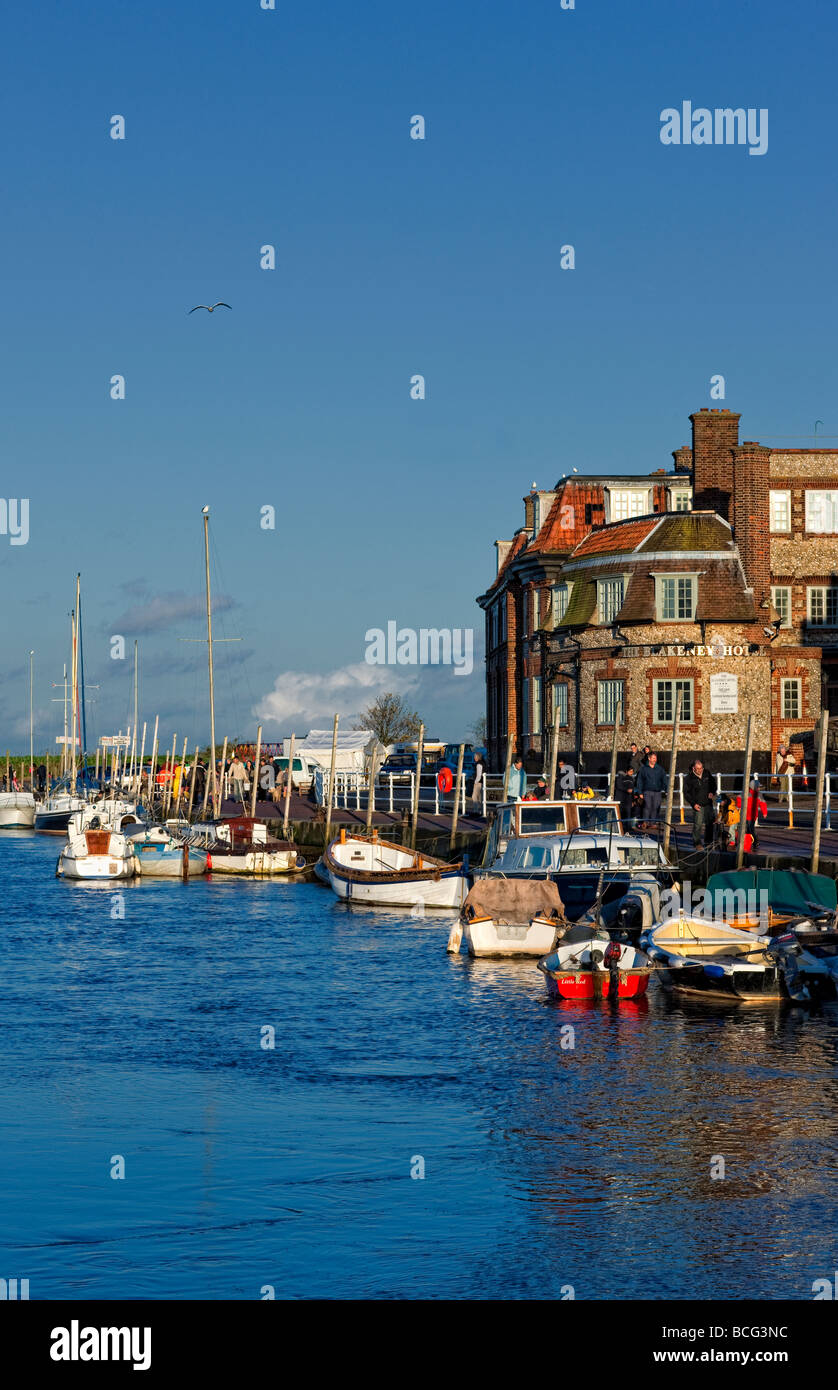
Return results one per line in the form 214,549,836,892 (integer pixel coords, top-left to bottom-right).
1,652,37,828
36,577,89,833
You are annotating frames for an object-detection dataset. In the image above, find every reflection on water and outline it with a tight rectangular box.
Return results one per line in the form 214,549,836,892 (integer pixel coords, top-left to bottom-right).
1,833,837,1300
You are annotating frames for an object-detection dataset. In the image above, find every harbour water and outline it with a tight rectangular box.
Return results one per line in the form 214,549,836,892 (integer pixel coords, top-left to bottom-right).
2,830,837,1301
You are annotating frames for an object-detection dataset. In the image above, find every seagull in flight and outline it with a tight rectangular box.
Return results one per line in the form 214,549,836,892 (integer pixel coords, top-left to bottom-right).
188,302,232,314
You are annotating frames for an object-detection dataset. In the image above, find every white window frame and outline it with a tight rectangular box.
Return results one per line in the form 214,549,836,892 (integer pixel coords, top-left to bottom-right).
552,582,569,626
769,490,791,533
654,678,693,725
771,586,792,629
670,488,692,513
553,683,569,728
533,676,542,735
606,488,651,523
597,679,624,726
807,585,838,627
781,678,801,721
655,573,697,621
597,576,625,625
806,491,838,534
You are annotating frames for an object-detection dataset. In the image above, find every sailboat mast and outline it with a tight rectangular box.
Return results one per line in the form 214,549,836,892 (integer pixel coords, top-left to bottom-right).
62,664,68,777
29,650,34,790
203,507,218,814
130,640,138,785
70,604,78,788
77,574,88,770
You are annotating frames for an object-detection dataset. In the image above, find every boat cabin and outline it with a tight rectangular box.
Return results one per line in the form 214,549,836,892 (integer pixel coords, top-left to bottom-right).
483,798,623,868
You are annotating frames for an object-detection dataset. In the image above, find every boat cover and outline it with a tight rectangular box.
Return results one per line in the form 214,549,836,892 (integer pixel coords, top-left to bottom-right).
464,877,565,925
707,869,837,920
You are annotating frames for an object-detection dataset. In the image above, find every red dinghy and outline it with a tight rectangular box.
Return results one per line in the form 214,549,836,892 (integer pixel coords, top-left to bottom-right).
538,924,654,1002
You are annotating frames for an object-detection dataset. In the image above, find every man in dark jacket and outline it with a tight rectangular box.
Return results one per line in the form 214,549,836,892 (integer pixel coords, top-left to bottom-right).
616,765,637,829
635,752,666,831
684,758,715,848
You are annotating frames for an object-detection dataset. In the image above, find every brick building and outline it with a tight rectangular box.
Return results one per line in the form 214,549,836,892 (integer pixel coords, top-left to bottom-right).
478,408,836,773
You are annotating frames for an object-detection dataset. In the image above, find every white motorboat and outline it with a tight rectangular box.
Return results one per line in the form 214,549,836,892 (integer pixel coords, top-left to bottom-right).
481,798,676,925
324,829,470,908
57,810,138,880
0,792,36,829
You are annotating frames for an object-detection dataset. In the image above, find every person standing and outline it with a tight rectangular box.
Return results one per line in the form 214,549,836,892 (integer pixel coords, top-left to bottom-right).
774,743,796,804
628,742,645,775
684,758,715,849
616,764,637,829
736,776,768,853
507,756,527,801
470,753,485,809
635,751,666,831
228,754,247,804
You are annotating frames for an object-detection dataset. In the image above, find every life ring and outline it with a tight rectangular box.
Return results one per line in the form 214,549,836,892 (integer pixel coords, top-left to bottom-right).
437,767,454,794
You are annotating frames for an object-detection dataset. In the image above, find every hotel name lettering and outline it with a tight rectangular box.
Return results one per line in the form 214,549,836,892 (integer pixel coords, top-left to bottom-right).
619,643,757,659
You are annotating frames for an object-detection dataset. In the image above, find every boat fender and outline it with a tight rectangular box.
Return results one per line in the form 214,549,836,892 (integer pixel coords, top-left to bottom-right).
206,853,212,871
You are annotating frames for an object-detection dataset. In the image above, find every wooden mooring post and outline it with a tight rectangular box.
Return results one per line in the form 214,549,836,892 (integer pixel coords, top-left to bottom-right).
662,691,682,860
410,723,425,850
282,733,295,838
811,711,829,874
608,701,623,799
323,714,339,851
449,743,466,853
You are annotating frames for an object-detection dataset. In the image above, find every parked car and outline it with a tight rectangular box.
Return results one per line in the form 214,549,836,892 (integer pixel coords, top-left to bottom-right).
271,754,320,792
378,753,417,786
436,744,487,781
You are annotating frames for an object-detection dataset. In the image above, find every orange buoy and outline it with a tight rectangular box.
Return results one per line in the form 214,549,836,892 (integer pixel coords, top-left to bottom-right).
437,767,454,794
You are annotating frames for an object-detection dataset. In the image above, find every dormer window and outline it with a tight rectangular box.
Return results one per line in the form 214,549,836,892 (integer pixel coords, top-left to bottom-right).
606,488,650,522
655,574,697,621
597,577,625,624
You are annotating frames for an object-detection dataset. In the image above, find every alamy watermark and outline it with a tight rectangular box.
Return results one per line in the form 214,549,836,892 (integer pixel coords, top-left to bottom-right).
0,498,29,545
660,103,768,156
365,622,474,677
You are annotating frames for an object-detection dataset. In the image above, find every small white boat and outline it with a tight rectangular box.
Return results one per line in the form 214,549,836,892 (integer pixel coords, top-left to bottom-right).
57,811,138,880
457,877,565,957
190,816,304,875
0,792,36,829
324,830,469,908
128,825,209,878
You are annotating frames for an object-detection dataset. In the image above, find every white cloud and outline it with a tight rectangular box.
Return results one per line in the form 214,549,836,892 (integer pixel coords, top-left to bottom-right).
110,591,236,635
255,662,417,730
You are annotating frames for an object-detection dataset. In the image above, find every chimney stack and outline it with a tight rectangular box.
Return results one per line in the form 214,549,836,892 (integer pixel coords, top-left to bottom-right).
672,446,693,474
690,408,740,518
733,442,771,606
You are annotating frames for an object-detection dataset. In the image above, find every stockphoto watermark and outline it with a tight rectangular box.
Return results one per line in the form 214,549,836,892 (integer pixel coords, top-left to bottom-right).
0,498,29,545
660,103,768,156
364,622,474,677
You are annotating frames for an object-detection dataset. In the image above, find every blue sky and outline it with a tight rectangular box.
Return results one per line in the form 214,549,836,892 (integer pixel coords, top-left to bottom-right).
1,0,836,753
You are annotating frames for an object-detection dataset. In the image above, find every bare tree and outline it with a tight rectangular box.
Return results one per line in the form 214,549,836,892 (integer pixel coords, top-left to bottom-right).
470,715,487,745
355,693,422,747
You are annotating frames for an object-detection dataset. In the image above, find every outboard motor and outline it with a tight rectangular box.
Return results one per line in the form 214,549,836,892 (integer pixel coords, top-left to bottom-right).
766,933,811,1003
604,938,623,1001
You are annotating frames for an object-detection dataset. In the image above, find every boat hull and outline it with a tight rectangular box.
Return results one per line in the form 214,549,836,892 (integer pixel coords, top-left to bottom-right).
58,851,137,880
0,794,36,829
208,849,304,875
327,867,467,907
464,913,559,958
541,965,652,1001
134,845,208,877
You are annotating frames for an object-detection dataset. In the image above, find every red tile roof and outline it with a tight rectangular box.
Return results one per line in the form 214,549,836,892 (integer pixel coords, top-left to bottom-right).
571,517,660,557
